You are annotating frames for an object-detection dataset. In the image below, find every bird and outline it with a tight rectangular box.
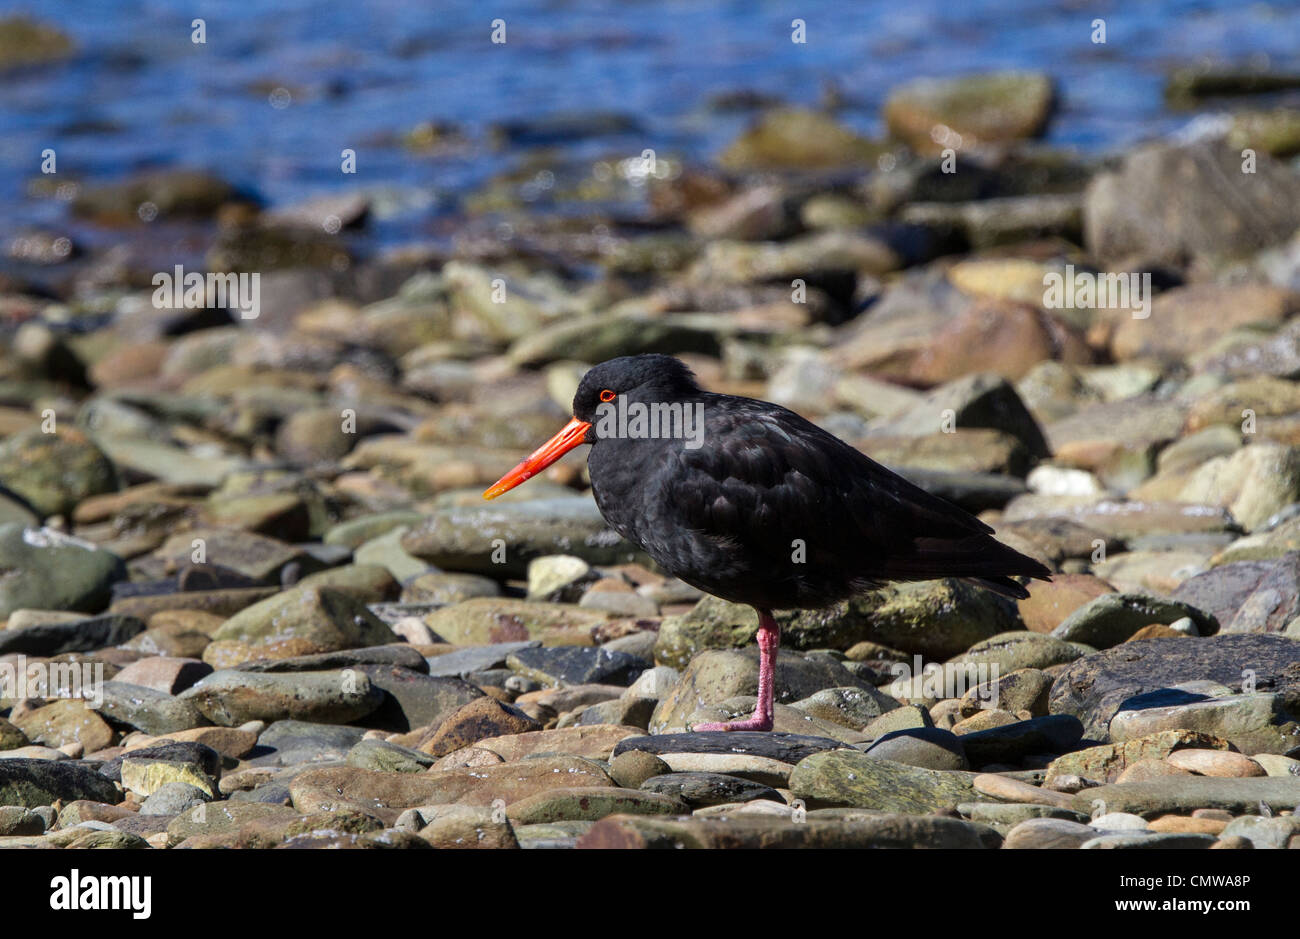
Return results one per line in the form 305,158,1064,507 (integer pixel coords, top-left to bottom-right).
484,354,1051,733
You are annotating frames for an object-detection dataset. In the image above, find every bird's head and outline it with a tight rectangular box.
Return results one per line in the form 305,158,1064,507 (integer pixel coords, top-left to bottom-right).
483,354,700,499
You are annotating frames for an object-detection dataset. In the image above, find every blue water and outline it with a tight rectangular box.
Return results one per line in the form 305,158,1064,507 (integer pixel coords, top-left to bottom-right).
2,0,1298,245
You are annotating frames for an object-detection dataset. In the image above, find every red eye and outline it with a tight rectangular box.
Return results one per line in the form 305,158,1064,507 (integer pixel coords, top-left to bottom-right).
600,389,616,402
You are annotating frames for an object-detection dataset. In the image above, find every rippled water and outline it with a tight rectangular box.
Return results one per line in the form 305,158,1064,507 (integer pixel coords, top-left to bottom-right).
1,0,1298,242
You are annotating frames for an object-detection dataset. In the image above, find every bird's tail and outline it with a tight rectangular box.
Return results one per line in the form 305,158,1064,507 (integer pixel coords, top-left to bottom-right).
883,532,1053,600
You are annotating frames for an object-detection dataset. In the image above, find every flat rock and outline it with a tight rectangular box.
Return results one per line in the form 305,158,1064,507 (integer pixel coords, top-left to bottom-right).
958,714,1084,766
0,613,144,656
401,498,640,577
474,724,643,763
506,786,687,824
0,758,121,807
790,749,988,813
615,731,842,765
181,668,385,726
1045,729,1234,784
424,641,540,677
640,772,782,807
1107,692,1299,755
577,811,989,849
1171,555,1300,635
421,598,614,645
1048,634,1300,740
351,666,483,732
92,681,206,736
247,720,366,766
505,645,648,688
1071,776,1300,818
290,755,614,815
239,644,428,673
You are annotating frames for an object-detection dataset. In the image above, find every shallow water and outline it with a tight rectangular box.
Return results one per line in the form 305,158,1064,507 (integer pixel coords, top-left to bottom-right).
1,0,1298,246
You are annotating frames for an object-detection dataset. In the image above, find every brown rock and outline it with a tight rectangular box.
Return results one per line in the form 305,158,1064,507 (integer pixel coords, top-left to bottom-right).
1148,814,1228,835
12,699,115,753
972,773,1075,808
1111,285,1298,364
1116,758,1196,784
470,724,644,763
1016,573,1116,633
908,300,1088,385
1166,749,1266,778
88,341,170,388
1046,730,1234,784
112,656,212,694
1126,624,1186,641
288,756,615,814
411,697,541,757
124,726,258,760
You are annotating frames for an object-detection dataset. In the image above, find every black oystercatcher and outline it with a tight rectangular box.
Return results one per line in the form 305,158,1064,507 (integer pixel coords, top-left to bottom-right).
485,354,1050,732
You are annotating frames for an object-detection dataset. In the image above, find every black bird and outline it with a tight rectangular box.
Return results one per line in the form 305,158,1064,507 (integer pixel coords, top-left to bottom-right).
485,354,1051,732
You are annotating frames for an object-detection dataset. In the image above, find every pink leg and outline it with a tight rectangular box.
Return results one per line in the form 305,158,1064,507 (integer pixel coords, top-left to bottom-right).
692,610,779,732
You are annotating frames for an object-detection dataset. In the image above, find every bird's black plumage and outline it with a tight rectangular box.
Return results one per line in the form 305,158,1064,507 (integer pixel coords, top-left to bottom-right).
578,354,1051,610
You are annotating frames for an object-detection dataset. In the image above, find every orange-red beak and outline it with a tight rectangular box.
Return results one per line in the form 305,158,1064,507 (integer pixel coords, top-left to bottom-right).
483,416,593,500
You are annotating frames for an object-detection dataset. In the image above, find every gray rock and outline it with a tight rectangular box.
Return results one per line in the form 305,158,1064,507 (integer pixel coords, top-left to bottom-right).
92,681,206,735
351,666,484,732
649,648,878,733
139,781,211,816
1072,776,1300,818
345,738,438,774
239,644,429,674
0,524,127,620
0,613,143,656
613,731,842,765
958,714,1085,766
247,720,366,767
790,749,988,813
505,646,649,688
961,802,1089,833
1080,832,1216,849
946,631,1084,677
1084,140,1300,262
789,686,900,729
862,727,969,770
640,772,783,807
1171,554,1300,635
424,641,541,678
1108,692,1300,756
1053,593,1219,648
180,669,385,726
1003,816,1103,849
401,497,641,577
1220,814,1300,849
1049,634,1300,740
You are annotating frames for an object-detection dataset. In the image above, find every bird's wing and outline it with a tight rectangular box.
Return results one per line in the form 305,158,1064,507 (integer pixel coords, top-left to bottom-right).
663,398,1030,587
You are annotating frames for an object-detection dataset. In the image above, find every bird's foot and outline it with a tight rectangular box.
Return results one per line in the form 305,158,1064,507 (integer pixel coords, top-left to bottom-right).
691,715,773,733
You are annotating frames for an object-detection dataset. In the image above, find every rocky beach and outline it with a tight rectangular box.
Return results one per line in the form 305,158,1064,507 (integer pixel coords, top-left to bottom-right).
3,6,1300,853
